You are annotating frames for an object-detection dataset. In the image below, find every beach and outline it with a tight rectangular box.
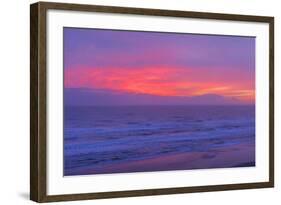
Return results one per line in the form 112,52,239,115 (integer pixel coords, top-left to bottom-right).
64,105,255,176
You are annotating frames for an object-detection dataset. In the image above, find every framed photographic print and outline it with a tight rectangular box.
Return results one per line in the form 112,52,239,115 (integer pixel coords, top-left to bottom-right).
30,1,274,202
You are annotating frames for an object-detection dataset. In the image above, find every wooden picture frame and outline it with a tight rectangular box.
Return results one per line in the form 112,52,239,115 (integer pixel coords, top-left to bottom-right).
30,1,274,202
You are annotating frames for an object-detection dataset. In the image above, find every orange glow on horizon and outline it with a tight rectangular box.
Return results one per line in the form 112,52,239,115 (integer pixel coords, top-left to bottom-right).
65,66,255,103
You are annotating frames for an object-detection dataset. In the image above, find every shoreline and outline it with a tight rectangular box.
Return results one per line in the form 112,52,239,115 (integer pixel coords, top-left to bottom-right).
65,143,255,176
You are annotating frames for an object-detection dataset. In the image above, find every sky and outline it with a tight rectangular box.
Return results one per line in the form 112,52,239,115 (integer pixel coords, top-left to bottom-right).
64,27,255,105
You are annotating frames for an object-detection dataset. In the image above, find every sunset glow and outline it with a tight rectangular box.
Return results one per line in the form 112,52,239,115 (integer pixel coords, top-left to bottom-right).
64,28,255,104
65,66,255,102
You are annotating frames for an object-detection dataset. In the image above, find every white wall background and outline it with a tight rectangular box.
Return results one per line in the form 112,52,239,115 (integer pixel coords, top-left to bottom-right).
0,0,279,204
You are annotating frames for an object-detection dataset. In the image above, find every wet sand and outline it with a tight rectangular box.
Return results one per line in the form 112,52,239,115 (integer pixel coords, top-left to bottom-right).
70,143,255,175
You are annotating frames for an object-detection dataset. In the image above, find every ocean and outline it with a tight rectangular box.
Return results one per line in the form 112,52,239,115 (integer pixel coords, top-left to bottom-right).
64,105,255,176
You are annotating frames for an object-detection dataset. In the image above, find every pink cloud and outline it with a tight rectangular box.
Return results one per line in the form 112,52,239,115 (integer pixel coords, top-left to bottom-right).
65,65,255,103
